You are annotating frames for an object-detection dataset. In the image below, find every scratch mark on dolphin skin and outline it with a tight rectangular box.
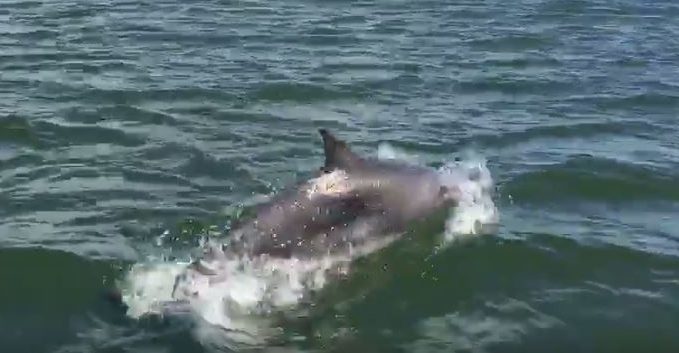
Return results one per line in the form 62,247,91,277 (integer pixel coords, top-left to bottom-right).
305,170,353,199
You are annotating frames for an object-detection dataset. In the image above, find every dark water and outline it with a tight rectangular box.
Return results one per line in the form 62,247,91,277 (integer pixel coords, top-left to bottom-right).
2,0,679,352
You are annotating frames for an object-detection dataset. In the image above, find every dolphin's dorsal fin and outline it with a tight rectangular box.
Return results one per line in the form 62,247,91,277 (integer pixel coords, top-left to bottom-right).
319,129,364,172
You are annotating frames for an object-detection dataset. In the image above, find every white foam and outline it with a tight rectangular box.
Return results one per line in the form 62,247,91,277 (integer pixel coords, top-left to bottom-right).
118,242,395,349
118,148,499,349
436,152,499,242
118,260,189,319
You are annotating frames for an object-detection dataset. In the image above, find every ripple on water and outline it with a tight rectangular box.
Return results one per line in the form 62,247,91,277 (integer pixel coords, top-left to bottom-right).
406,299,562,353
457,119,661,149
32,119,146,148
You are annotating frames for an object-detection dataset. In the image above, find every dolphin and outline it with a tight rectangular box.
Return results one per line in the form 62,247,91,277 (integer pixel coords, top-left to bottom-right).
107,129,464,311
193,129,462,265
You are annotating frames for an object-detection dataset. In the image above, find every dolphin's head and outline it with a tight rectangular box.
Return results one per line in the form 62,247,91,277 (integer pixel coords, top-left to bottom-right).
316,129,463,219
408,170,462,216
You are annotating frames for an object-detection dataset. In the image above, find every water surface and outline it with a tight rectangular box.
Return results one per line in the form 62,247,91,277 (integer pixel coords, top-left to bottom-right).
1,0,679,352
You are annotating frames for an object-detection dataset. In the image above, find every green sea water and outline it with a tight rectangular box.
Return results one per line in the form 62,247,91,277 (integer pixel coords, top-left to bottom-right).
1,0,679,352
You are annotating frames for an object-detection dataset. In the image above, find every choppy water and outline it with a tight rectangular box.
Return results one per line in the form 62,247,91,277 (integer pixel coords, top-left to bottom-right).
2,0,679,352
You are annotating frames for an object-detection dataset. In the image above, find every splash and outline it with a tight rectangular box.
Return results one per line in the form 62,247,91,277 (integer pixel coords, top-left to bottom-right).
118,235,398,349
377,143,499,240
437,151,499,241
117,147,498,350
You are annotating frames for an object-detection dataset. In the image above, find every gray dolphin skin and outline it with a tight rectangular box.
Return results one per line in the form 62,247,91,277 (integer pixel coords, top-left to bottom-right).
199,129,461,263
105,129,463,309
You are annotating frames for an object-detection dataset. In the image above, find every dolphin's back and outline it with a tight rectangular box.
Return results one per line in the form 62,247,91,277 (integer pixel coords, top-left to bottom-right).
225,183,371,258
219,129,454,260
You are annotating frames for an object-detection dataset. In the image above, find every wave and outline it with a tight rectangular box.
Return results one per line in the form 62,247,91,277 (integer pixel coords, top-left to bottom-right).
454,77,573,96
451,120,659,153
565,93,679,111
0,114,39,147
502,156,679,204
32,119,146,148
249,82,364,103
